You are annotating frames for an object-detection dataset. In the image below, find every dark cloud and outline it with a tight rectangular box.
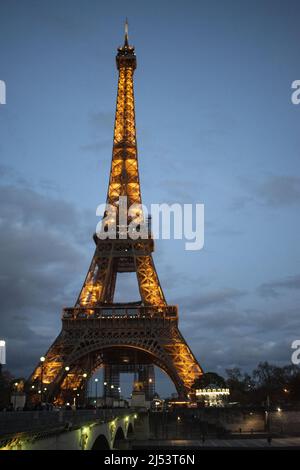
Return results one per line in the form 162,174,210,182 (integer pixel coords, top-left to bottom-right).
231,175,300,210
229,195,254,211
258,274,300,298
177,288,246,311
88,112,114,128
80,111,114,154
179,305,300,373
0,180,92,377
257,176,300,207
157,178,196,203
80,141,110,153
208,226,243,237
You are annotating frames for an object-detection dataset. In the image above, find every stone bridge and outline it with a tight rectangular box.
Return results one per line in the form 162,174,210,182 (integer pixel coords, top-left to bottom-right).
0,409,148,450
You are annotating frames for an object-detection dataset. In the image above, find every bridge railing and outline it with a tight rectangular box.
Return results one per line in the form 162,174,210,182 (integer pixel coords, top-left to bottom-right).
0,409,131,438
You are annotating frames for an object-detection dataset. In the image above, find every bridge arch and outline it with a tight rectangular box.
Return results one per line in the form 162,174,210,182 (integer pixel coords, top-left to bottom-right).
91,434,110,450
113,426,126,449
127,422,134,437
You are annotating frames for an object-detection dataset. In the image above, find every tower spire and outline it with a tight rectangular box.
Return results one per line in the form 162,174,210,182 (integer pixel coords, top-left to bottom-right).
124,18,129,47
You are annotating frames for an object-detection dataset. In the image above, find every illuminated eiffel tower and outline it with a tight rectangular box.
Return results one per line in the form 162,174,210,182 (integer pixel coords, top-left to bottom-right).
28,22,203,404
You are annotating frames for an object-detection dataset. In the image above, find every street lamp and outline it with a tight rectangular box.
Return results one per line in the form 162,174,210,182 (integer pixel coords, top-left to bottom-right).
103,381,107,399
40,356,45,403
265,394,271,436
95,378,99,407
65,366,70,404
13,382,18,410
82,373,88,407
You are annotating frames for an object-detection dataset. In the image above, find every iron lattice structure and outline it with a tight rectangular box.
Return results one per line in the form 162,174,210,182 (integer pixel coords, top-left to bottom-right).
28,26,203,403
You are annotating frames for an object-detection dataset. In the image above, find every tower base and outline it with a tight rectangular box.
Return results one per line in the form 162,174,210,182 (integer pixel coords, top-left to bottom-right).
28,306,203,403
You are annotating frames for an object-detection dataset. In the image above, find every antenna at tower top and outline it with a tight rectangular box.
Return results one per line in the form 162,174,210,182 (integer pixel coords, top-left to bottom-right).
117,17,136,68
124,17,129,46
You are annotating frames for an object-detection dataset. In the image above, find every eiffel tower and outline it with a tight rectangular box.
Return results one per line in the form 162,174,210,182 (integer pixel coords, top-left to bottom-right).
28,23,203,404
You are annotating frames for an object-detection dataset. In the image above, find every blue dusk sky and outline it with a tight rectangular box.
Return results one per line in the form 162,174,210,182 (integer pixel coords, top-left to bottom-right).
0,0,299,396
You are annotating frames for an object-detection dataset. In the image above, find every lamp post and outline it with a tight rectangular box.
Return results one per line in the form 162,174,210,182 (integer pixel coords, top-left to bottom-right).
83,373,88,407
265,394,271,441
73,388,78,408
40,356,45,403
95,378,98,407
65,366,70,404
176,415,181,439
13,382,18,410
